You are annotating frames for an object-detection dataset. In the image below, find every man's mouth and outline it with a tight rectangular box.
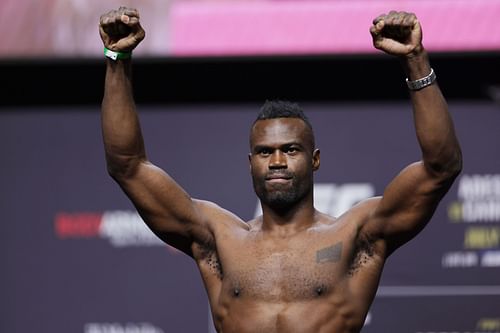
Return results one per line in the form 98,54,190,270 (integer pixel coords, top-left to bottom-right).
265,173,292,182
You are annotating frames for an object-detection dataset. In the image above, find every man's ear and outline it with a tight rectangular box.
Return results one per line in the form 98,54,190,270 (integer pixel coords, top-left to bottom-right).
248,153,252,171
312,149,320,171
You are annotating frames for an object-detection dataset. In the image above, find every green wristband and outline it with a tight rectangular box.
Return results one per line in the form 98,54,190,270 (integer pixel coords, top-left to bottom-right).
104,47,132,61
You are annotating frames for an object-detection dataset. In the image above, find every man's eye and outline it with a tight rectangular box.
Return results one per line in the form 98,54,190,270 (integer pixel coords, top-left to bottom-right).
286,147,298,154
259,150,271,156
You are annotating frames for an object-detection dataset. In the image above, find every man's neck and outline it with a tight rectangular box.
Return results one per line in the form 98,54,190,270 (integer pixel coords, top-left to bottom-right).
260,197,317,236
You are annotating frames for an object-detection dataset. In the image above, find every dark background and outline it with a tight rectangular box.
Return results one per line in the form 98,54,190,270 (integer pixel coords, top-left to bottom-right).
2,52,499,106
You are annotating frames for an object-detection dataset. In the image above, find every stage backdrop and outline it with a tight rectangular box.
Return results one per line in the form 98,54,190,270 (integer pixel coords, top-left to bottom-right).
1,102,499,333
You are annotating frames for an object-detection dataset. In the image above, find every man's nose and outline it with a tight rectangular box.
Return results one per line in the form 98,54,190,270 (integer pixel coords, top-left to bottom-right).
269,150,287,169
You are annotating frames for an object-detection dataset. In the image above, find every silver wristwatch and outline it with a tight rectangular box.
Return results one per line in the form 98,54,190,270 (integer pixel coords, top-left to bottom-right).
406,68,436,91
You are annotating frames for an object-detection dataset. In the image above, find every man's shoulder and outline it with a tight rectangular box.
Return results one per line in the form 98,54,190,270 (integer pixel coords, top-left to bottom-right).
347,196,381,215
331,196,382,227
194,199,250,231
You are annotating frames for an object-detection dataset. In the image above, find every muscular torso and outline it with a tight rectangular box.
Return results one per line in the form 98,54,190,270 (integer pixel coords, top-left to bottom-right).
194,205,387,333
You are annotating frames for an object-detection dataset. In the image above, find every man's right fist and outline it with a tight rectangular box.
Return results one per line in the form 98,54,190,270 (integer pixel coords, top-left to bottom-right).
99,7,145,52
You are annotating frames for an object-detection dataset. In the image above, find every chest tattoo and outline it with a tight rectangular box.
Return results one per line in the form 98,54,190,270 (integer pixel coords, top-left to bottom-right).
316,242,343,264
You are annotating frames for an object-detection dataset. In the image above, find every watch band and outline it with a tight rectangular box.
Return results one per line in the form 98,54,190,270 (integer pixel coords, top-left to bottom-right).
104,47,132,61
406,68,436,91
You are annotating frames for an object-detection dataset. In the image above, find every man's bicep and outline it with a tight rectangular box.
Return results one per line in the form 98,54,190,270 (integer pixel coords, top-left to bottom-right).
366,161,451,252
115,161,213,251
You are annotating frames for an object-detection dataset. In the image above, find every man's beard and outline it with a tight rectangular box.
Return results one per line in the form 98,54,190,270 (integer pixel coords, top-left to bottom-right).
252,171,311,210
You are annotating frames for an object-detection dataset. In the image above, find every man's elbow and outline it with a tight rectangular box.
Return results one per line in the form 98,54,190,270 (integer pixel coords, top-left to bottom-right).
427,149,463,182
106,154,143,180
449,150,463,177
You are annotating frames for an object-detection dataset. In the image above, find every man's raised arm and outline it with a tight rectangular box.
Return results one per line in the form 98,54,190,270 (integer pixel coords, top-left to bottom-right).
99,7,214,256
363,11,463,254
100,7,146,177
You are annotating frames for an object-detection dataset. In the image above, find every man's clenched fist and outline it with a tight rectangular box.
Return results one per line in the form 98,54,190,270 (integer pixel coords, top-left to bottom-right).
370,11,423,57
99,7,145,52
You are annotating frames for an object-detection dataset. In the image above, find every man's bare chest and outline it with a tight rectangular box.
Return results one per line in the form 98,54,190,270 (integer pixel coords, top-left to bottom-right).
216,229,359,301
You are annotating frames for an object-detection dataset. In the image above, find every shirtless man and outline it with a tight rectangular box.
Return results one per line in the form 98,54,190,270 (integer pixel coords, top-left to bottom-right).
99,8,462,333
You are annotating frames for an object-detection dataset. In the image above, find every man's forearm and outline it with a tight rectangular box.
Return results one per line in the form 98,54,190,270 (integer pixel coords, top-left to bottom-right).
101,59,146,177
402,50,462,177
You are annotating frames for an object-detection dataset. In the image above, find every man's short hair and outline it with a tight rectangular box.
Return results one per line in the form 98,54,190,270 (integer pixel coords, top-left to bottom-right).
253,100,315,148
255,100,312,129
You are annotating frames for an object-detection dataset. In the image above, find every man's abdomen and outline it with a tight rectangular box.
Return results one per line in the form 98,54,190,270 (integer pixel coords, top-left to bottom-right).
214,297,365,333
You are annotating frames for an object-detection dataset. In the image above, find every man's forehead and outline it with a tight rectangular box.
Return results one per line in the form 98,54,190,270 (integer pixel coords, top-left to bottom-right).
250,118,312,145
